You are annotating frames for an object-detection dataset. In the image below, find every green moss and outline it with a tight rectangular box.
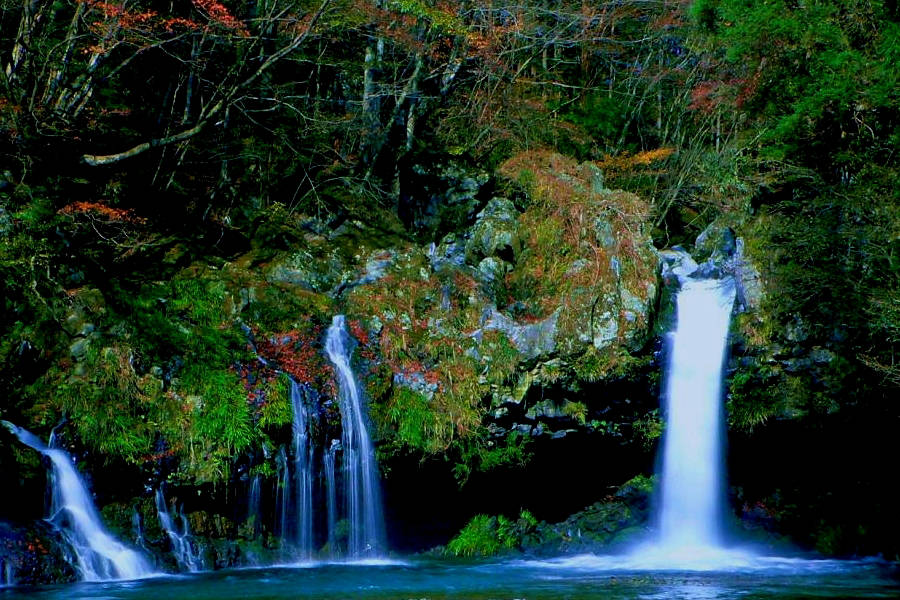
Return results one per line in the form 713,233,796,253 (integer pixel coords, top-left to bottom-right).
178,366,254,482
572,346,605,382
562,401,588,425
479,331,519,386
244,283,332,332
33,343,155,462
258,374,292,428
617,474,656,498
379,387,441,453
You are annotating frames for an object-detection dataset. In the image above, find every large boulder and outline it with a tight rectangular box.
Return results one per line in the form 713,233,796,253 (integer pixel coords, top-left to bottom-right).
497,151,660,358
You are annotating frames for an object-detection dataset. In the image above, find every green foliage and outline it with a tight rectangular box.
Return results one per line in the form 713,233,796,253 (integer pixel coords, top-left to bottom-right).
562,401,588,425
479,331,520,386
451,431,532,485
690,0,899,164
171,279,227,327
518,509,538,529
446,514,517,557
258,374,292,428
380,386,440,453
388,0,467,35
183,366,253,451
617,474,656,498
554,93,627,149
30,343,154,462
631,409,662,449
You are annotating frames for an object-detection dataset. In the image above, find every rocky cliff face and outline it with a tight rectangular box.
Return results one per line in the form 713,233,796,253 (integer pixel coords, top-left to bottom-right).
0,152,669,579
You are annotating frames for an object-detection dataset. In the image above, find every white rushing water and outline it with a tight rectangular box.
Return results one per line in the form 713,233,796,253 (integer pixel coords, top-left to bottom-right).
625,277,747,569
325,315,385,558
658,277,735,550
276,447,290,541
1,557,12,587
2,422,154,581
247,474,262,539
324,439,339,557
289,378,315,558
155,487,203,572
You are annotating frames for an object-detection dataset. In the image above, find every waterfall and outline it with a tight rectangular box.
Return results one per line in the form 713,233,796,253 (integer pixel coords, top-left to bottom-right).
2,422,154,581
325,315,386,558
289,378,315,558
132,508,144,548
155,487,203,572
656,277,735,552
247,474,262,538
324,439,339,556
276,447,290,541
1,557,12,587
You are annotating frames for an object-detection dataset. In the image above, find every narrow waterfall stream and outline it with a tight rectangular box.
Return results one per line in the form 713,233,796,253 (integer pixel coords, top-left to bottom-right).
276,447,290,541
247,474,262,539
324,440,339,557
325,315,386,558
1,557,12,587
2,422,154,581
288,379,315,558
155,487,203,572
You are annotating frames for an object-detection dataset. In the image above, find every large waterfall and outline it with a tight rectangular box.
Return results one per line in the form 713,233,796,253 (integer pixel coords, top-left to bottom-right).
2,422,154,581
325,315,386,558
657,278,735,551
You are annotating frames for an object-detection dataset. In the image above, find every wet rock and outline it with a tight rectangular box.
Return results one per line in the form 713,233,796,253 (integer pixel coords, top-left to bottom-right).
593,216,616,248
523,475,655,555
734,238,763,311
784,316,808,343
0,521,77,585
354,250,396,286
695,222,737,264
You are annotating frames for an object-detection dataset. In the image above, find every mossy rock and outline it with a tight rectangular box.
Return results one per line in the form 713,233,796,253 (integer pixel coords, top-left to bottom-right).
464,197,521,265
497,151,660,361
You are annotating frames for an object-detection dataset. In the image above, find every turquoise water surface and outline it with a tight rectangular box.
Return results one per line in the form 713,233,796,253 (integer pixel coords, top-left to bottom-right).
1,555,897,599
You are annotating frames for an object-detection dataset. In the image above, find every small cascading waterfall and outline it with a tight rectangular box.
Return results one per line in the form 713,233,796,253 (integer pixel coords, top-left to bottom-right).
276,447,290,541
155,487,203,572
1,557,13,587
288,378,315,558
247,474,262,539
324,439,339,556
656,277,736,552
131,508,145,548
2,422,154,581
325,315,386,558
